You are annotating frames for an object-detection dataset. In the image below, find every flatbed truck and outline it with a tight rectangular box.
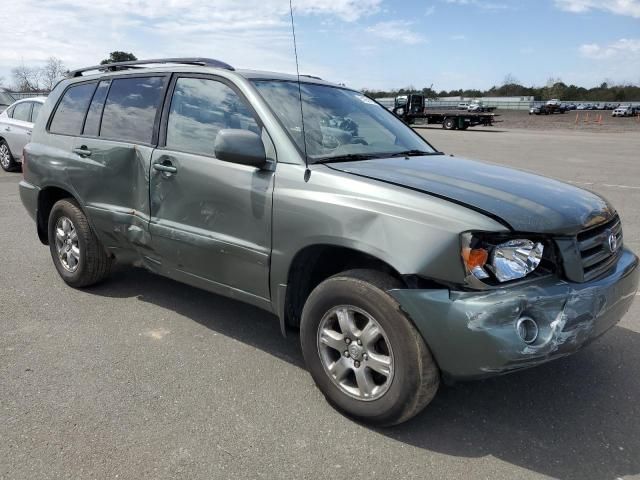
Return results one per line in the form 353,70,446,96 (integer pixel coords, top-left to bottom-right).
391,94,498,130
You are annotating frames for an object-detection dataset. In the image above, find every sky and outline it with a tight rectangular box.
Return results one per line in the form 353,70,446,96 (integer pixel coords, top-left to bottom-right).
0,0,639,91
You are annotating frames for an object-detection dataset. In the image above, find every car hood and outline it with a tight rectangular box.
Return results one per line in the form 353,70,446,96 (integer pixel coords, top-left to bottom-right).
326,154,615,235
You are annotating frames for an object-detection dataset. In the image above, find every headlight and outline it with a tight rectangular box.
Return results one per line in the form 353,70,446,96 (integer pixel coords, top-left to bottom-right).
461,234,545,283
491,239,544,282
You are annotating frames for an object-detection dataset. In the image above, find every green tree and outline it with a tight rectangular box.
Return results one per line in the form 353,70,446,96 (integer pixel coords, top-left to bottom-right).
100,51,138,65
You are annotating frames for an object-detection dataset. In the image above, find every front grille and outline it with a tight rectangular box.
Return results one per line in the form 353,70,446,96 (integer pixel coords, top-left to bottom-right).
576,215,623,281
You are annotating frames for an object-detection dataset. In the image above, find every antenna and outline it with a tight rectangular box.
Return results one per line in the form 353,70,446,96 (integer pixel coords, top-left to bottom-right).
289,0,309,170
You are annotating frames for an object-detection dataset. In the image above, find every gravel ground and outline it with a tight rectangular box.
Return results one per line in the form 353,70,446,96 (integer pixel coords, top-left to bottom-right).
1,128,640,480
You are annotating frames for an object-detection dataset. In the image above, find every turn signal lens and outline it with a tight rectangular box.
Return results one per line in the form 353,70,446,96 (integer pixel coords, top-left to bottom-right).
462,247,490,279
464,248,488,268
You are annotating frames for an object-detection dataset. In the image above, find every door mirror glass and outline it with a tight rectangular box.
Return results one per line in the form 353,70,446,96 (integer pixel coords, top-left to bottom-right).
214,129,267,168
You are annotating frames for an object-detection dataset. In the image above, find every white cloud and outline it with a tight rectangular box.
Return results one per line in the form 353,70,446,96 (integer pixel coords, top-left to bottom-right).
579,38,640,59
425,5,436,15
554,0,640,18
0,0,382,85
366,21,427,45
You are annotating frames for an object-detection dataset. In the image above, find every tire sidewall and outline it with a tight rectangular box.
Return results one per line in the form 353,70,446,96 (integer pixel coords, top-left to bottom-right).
48,201,88,285
301,276,425,424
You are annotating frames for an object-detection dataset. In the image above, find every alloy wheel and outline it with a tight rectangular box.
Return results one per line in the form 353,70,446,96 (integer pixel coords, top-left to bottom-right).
0,144,10,169
54,216,80,272
317,305,394,401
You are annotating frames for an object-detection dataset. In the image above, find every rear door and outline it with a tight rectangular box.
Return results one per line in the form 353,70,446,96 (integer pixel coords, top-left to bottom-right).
3,101,33,160
149,74,275,302
67,75,168,253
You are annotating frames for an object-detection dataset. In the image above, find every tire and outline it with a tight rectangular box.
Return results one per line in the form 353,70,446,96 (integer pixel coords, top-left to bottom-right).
300,269,440,426
47,198,112,288
442,117,456,130
0,139,19,172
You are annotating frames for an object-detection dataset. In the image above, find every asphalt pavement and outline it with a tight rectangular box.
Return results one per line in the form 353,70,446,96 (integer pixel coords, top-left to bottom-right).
1,127,639,479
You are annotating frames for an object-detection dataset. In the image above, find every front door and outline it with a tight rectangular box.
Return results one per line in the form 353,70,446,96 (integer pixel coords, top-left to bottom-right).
149,75,275,302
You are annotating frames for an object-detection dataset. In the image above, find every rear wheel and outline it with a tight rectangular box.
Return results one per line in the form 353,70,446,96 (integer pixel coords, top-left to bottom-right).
48,199,112,287
300,269,440,426
442,117,456,130
0,140,19,172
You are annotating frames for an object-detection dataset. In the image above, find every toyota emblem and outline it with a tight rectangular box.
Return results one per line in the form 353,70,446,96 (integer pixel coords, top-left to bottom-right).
608,232,618,253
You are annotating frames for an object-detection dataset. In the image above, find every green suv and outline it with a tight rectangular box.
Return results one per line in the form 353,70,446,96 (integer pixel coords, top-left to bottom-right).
19,58,639,425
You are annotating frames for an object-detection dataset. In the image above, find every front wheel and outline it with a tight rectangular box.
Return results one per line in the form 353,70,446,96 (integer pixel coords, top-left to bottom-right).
300,269,440,426
48,199,113,287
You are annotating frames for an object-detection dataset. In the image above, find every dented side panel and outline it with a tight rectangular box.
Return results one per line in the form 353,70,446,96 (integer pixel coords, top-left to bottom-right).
67,138,155,256
390,248,639,380
269,162,508,299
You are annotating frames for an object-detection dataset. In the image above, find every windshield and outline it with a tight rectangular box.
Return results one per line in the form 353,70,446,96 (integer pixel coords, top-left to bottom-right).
251,80,436,162
0,91,15,106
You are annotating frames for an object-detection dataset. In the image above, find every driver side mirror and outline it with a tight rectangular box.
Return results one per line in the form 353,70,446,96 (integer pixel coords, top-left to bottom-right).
214,129,267,168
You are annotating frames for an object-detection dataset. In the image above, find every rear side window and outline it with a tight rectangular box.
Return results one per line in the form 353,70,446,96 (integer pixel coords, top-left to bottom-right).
166,77,259,156
12,103,32,122
83,80,110,137
49,83,96,135
31,103,42,123
100,76,164,144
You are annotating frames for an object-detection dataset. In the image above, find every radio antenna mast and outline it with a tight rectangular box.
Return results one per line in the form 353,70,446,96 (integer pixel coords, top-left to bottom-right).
289,0,309,171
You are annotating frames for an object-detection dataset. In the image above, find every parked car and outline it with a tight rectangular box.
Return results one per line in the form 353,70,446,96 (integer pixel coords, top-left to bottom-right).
0,97,46,171
565,103,577,110
529,104,547,115
19,58,639,426
457,102,469,110
545,98,561,106
0,89,16,113
612,105,634,117
467,100,495,113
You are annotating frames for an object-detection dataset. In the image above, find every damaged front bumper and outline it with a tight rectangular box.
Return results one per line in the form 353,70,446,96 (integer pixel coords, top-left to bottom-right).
390,248,639,380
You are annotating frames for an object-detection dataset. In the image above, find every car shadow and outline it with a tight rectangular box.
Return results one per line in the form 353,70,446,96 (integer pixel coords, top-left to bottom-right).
88,266,639,480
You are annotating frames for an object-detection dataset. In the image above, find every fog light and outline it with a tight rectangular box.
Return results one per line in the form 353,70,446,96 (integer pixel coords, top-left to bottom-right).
516,317,539,344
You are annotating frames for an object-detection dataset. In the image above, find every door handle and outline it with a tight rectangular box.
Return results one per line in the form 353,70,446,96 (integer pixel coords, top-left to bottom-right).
153,163,177,174
72,147,92,157
26,130,32,136
4,127,10,132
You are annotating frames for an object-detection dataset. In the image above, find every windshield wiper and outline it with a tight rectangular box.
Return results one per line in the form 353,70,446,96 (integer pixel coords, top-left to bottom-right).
313,153,380,164
388,149,439,157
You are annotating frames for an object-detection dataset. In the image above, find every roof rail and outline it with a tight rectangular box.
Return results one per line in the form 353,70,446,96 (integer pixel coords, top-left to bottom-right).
299,74,322,80
67,57,234,77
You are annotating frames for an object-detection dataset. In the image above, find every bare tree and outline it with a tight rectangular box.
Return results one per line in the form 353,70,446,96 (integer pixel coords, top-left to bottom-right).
546,76,562,87
11,57,67,92
12,64,42,92
502,73,519,86
41,57,67,90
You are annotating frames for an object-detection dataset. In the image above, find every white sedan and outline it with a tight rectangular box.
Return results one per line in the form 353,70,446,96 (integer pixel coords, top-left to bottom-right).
0,97,46,171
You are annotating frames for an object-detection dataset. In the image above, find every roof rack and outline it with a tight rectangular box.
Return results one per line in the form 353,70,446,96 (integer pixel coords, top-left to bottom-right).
67,57,234,77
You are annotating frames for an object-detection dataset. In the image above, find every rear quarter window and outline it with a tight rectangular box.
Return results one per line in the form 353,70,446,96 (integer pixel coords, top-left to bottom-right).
99,76,164,144
82,80,110,137
49,83,97,135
